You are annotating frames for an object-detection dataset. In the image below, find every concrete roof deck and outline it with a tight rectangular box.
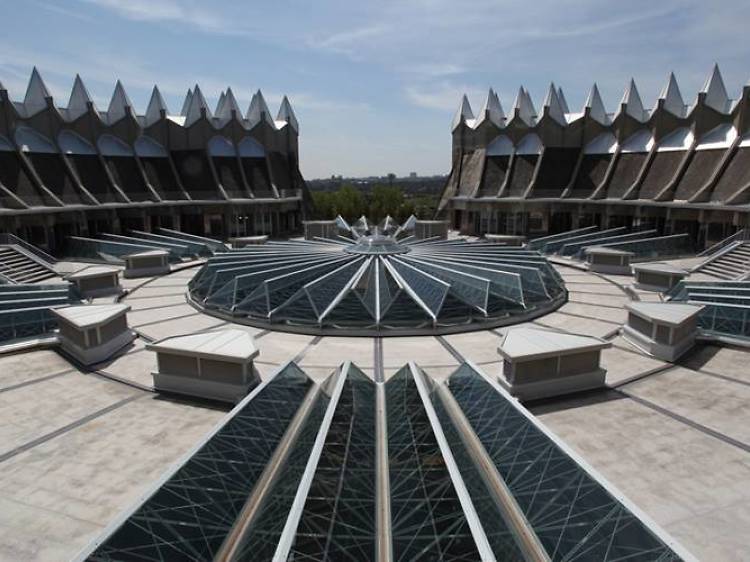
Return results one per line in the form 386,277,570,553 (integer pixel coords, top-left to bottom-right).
0,260,747,561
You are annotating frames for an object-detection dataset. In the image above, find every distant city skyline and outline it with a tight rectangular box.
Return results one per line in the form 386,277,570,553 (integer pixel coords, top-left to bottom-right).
1,0,749,179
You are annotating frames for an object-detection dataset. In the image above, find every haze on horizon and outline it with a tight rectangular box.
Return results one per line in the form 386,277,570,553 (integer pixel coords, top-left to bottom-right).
1,0,748,180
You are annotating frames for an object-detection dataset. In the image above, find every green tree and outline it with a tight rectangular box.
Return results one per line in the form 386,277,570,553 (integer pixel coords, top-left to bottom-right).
370,184,404,222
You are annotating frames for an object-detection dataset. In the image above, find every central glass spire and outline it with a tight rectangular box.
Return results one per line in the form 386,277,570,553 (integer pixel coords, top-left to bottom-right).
344,234,410,255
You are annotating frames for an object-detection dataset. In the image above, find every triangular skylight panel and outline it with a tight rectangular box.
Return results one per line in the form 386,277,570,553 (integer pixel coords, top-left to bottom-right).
513,87,535,126
180,88,193,117
543,82,566,125
620,79,647,122
557,86,570,113
184,84,212,127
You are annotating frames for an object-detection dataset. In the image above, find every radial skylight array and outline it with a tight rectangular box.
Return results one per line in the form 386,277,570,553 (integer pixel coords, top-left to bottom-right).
188,217,566,334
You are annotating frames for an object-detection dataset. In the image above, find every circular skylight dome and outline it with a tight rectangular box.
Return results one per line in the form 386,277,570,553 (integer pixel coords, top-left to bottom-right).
188,218,566,335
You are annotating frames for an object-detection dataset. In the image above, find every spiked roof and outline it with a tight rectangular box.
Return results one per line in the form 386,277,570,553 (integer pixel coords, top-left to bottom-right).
107,80,134,124
183,84,212,127
451,94,474,131
67,75,96,121
144,86,168,127
702,64,730,114
543,83,566,126
246,90,276,129
276,96,299,132
585,83,609,125
24,67,51,116
619,79,648,122
474,88,504,128
660,73,687,117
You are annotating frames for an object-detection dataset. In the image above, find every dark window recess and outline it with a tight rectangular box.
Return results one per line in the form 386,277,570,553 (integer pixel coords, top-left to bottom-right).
570,154,612,198
27,153,89,205
533,148,580,197
172,150,221,200
104,156,154,202
0,152,58,207
478,155,509,197
212,157,248,198
140,157,185,200
637,151,685,200
268,152,291,194
711,147,750,203
606,152,646,198
504,154,537,197
242,157,274,197
673,150,724,201
67,155,122,203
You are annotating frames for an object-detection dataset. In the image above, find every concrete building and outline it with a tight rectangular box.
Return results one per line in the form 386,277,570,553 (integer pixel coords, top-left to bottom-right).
439,67,750,249
0,70,310,252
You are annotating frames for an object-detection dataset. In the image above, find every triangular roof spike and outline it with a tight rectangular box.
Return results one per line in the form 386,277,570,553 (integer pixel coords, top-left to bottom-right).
67,74,96,121
474,88,505,128
145,86,169,126
620,78,646,122
215,91,226,116
24,67,52,115
246,89,276,128
219,87,242,120
513,86,535,126
701,63,730,113
180,88,193,117
107,80,134,123
557,86,570,113
543,82,566,125
659,72,686,117
585,83,609,125
276,96,299,132
451,94,474,131
184,84,212,127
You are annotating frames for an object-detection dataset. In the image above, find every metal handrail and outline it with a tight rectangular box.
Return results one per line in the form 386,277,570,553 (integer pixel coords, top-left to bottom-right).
0,233,57,266
697,228,748,257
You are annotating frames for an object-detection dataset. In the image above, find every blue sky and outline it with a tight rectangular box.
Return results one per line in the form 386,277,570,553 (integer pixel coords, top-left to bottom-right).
0,0,748,179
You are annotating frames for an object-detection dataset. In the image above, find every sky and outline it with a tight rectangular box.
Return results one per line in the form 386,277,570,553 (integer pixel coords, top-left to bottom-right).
0,0,748,179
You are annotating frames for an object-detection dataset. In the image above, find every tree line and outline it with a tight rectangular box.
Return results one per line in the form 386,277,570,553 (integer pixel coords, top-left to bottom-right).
310,184,437,223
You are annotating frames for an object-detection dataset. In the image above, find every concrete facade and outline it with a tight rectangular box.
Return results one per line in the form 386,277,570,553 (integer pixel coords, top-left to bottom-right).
439,68,750,249
0,70,310,252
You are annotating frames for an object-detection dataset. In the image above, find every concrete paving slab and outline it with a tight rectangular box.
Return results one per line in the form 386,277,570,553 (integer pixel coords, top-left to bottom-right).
136,314,226,341
533,393,750,562
0,350,73,389
534,313,619,338
600,345,667,386
0,394,224,562
0,371,137,457
128,303,196,327
568,292,630,307
443,330,502,364
679,344,750,383
300,337,373,370
557,301,628,323
622,366,750,444
124,293,187,310
96,340,155,388
382,336,458,376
